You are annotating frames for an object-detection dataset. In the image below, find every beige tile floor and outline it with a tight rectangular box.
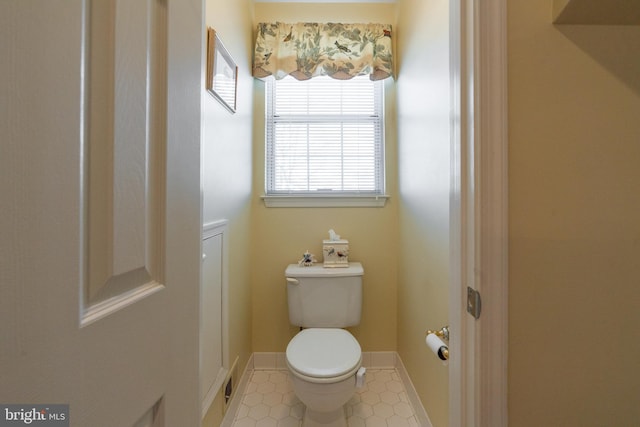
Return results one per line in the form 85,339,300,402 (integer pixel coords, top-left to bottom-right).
231,369,420,427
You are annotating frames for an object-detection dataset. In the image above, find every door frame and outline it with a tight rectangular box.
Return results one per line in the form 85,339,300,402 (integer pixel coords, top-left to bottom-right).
449,0,508,426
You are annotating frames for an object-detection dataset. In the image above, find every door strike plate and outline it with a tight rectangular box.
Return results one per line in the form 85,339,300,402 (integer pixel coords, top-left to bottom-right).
467,286,481,320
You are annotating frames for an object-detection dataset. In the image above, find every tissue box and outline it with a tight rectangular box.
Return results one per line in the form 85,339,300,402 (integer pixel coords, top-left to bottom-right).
322,239,349,267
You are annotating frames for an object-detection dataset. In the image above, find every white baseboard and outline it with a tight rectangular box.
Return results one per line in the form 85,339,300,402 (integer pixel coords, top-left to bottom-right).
220,354,253,427
395,353,433,427
222,351,430,426
252,351,287,370
251,351,400,371
361,351,397,369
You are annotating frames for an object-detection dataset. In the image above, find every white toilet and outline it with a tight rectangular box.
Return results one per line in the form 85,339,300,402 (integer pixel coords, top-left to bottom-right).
285,262,366,427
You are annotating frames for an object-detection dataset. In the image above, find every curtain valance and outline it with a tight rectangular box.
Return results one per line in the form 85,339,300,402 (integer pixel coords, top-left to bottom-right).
253,22,394,81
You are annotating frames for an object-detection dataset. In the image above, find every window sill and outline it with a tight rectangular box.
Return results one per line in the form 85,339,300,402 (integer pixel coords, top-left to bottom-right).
261,194,389,208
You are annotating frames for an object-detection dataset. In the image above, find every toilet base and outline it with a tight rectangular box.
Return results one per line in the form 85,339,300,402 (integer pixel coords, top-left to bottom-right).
289,370,356,427
302,406,347,427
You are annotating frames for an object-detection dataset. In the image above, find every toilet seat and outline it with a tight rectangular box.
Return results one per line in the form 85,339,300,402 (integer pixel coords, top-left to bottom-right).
286,328,362,384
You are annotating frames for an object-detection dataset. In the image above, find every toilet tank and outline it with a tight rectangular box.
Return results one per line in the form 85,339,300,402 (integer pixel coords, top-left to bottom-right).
286,262,363,328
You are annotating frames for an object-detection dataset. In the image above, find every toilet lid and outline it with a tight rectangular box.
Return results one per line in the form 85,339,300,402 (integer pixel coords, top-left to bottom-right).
286,328,362,379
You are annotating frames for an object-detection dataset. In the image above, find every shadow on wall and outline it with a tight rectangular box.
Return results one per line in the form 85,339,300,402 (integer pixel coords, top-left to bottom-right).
555,25,640,95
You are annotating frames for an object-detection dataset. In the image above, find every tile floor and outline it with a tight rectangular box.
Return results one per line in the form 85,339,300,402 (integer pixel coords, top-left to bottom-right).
231,368,420,427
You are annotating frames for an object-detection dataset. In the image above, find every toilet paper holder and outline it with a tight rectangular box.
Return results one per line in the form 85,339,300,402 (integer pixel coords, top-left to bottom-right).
425,325,449,342
425,326,450,362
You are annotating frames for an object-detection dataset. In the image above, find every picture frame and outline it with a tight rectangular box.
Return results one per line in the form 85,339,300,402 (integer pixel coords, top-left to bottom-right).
206,28,238,113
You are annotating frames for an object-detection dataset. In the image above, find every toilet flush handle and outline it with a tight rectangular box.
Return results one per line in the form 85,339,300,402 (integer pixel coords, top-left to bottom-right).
286,277,299,285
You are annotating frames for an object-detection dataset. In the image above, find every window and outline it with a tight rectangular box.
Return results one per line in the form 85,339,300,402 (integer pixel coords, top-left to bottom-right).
264,75,387,207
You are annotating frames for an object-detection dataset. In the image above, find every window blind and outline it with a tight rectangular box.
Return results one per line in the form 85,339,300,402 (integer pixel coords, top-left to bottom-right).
265,76,384,195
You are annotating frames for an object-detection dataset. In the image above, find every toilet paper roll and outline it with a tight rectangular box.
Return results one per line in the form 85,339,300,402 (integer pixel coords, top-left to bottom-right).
426,333,449,366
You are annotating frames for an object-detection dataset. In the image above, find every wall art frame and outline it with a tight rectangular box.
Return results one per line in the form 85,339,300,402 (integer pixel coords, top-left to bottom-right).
206,28,237,113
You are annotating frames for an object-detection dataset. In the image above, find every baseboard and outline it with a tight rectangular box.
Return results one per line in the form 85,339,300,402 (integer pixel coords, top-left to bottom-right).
252,351,287,370
220,354,253,427
395,353,433,427
223,351,430,426
251,351,399,370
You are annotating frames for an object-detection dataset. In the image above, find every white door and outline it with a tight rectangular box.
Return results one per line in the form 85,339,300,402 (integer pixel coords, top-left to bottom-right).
0,1,204,426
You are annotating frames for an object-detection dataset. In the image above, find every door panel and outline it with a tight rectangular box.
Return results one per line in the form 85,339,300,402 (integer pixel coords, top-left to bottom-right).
85,0,166,312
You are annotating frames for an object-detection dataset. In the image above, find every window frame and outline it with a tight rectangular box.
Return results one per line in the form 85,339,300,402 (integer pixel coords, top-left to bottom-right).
263,75,388,208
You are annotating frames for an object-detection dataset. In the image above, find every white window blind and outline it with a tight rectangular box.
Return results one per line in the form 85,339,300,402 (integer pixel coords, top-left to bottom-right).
265,76,384,197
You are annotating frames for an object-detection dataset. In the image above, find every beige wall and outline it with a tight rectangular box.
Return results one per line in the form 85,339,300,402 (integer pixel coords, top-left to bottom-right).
396,1,450,426
250,2,399,353
508,2,640,426
200,2,640,426
202,0,255,424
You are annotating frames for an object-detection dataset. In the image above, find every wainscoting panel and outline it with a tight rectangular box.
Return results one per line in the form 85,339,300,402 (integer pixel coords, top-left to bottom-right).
201,220,230,417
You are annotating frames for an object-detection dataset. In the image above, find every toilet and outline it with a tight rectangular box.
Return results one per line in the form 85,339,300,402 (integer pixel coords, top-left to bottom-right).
285,262,366,427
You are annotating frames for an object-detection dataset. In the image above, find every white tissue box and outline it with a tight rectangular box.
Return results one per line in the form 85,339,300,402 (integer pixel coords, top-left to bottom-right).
322,239,349,267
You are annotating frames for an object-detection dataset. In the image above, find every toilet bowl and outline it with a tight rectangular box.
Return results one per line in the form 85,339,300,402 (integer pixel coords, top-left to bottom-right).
286,328,363,427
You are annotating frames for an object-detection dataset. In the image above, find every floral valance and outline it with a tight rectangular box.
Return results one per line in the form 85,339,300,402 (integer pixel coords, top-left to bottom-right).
253,22,394,81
